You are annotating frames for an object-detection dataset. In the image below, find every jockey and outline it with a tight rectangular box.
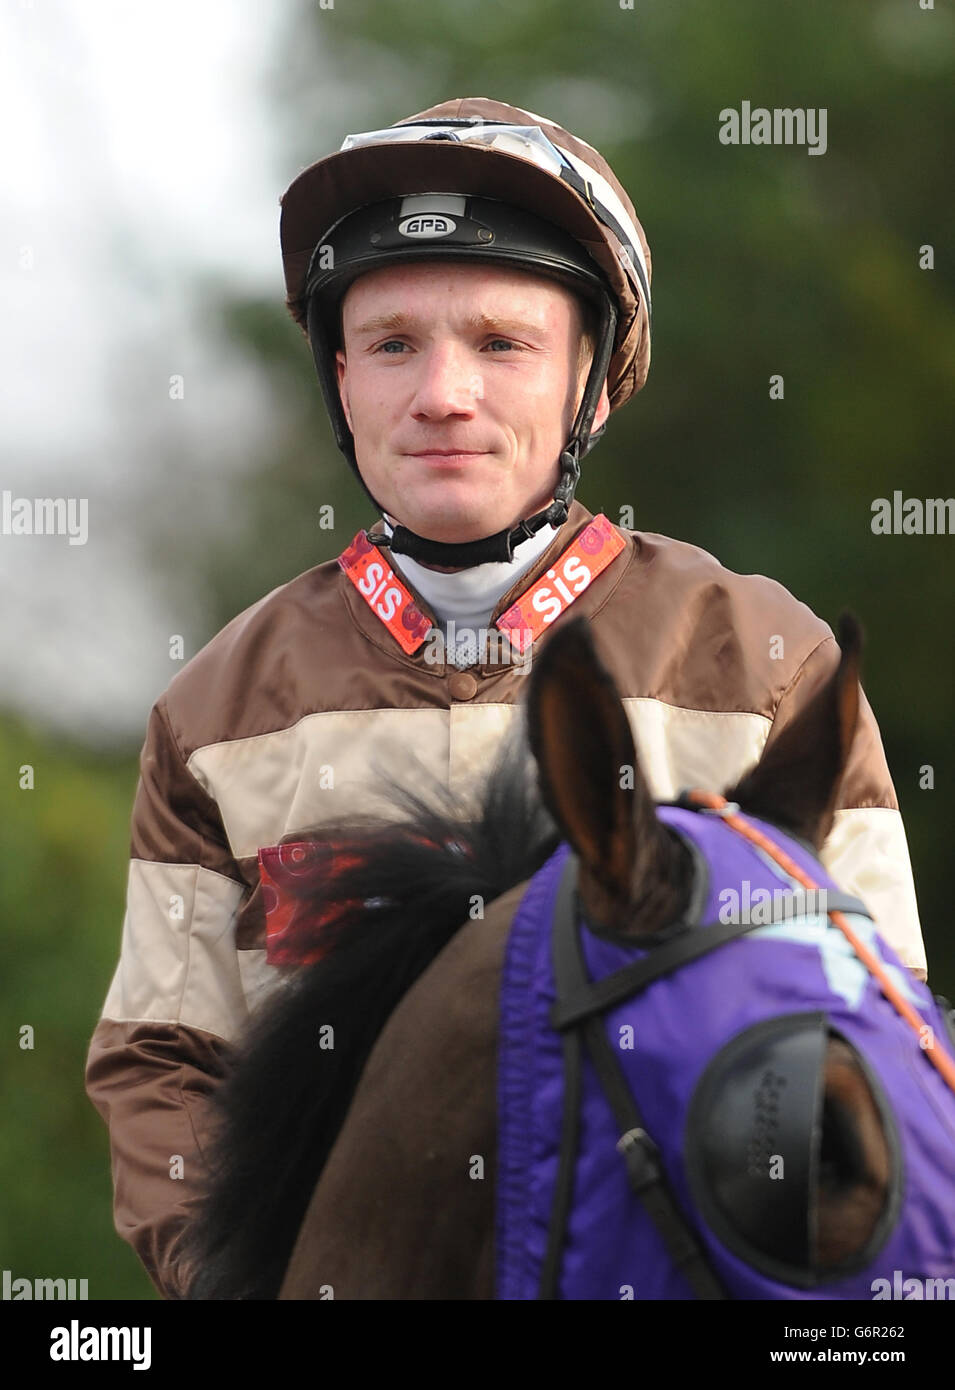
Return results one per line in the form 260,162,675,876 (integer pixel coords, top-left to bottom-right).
85,97,926,1300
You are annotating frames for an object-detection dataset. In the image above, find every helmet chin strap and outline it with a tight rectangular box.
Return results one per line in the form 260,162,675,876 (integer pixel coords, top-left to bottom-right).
307,286,617,570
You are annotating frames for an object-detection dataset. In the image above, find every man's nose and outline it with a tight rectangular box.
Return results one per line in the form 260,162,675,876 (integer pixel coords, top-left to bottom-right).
409,342,480,419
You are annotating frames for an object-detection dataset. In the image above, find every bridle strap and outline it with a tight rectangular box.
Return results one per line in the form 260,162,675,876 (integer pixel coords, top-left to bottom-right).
550,891,870,1032
539,854,727,1301
684,789,955,1099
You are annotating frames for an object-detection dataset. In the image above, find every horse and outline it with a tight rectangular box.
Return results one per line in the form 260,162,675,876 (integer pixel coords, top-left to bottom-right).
186,614,955,1299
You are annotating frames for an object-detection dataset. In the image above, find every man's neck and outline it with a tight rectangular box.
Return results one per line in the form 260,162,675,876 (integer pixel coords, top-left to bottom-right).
382,509,554,573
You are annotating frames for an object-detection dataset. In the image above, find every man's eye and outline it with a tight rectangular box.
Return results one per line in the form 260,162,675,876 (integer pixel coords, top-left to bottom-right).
376,340,408,354
486,339,517,352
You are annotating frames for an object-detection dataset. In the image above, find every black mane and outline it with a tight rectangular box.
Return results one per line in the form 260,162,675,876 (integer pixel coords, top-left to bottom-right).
186,721,558,1299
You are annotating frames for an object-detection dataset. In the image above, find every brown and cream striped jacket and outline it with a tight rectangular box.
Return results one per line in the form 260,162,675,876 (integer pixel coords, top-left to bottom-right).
85,500,925,1298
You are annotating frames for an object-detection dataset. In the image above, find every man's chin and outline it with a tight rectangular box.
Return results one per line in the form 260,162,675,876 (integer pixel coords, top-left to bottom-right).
387,487,508,546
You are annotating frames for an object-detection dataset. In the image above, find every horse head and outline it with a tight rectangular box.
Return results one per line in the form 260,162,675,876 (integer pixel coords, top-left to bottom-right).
525,614,906,1289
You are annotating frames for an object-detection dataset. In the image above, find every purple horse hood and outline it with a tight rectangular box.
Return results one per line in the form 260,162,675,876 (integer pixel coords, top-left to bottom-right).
495,805,955,1300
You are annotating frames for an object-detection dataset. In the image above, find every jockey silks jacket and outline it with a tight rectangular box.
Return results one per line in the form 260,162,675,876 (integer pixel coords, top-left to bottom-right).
84,500,926,1299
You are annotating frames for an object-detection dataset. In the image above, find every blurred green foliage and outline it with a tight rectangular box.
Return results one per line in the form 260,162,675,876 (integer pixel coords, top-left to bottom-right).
4,0,951,1299
0,715,154,1297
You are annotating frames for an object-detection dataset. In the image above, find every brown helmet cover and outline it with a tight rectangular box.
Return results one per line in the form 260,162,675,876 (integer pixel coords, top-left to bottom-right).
279,97,652,411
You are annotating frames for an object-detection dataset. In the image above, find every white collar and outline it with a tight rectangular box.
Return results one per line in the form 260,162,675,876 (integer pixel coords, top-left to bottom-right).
382,515,559,629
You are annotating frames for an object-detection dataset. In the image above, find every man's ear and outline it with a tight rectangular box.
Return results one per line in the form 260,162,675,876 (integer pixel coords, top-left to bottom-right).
335,349,352,431
573,376,610,432
592,381,610,433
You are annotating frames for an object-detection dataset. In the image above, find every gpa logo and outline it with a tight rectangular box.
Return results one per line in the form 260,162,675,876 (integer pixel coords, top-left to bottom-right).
398,214,457,239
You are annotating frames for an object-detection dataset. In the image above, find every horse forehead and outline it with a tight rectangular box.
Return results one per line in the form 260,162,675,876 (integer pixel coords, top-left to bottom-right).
649,807,930,1012
654,804,840,917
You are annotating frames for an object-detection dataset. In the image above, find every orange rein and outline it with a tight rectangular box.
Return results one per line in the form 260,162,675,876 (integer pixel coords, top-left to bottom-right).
685,789,955,1098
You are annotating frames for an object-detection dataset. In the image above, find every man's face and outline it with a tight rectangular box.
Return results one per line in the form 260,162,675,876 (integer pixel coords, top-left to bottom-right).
335,262,610,546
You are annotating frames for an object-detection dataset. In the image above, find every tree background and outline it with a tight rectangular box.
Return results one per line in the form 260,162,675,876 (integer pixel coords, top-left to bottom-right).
2,0,952,1298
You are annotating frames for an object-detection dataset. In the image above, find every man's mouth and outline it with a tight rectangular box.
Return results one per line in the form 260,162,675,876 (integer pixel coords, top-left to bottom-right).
404,450,488,467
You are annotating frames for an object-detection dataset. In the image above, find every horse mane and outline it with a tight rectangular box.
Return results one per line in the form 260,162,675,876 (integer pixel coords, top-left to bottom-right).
185,720,559,1300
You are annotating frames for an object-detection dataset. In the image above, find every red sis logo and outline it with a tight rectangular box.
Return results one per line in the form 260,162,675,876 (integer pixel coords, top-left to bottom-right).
496,516,626,654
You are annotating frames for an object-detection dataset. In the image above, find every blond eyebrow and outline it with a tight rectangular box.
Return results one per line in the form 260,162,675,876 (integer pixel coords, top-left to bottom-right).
350,309,549,339
351,311,411,336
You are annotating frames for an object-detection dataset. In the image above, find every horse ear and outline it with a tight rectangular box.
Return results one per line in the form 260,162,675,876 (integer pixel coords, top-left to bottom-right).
527,617,661,902
727,614,863,851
